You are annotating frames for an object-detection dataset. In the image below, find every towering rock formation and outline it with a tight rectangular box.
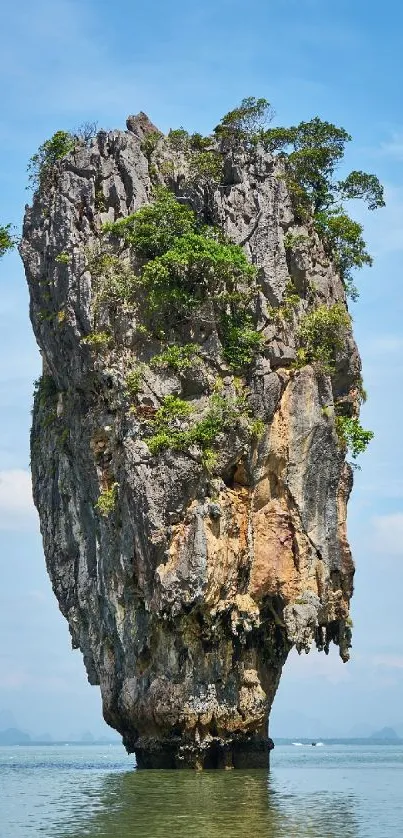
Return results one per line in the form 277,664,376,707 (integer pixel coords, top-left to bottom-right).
21,113,359,768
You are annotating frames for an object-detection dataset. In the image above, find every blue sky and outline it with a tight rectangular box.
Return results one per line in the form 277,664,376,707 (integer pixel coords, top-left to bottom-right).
0,0,402,739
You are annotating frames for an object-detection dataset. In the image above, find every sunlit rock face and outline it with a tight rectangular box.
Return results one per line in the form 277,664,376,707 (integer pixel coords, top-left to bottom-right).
21,113,358,769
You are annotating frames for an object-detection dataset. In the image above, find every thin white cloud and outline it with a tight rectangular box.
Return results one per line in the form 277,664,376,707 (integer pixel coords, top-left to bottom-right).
0,469,37,530
372,513,403,556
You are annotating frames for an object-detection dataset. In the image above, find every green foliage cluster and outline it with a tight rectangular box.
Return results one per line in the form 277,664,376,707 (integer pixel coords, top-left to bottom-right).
314,212,371,300
335,415,374,459
147,393,253,465
283,232,310,250
33,374,58,410
95,483,119,517
81,331,111,350
188,149,224,185
167,128,190,152
88,251,137,312
95,187,107,212
103,189,262,370
141,229,256,317
165,127,224,185
28,131,76,191
296,303,350,372
189,133,211,152
103,189,196,258
125,367,144,398
140,130,163,161
0,224,14,258
150,343,201,373
32,374,59,429
268,281,301,326
55,251,70,264
257,115,384,296
214,97,274,145
220,311,263,368
27,123,97,192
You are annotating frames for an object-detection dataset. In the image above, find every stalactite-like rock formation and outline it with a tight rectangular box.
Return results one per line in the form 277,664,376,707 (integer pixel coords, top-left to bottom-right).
21,113,359,768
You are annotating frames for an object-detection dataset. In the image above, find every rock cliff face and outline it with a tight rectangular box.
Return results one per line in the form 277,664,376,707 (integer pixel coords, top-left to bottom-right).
21,113,359,768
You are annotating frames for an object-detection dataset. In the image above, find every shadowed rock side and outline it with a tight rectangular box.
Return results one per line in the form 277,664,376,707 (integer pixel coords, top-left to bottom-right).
21,113,358,769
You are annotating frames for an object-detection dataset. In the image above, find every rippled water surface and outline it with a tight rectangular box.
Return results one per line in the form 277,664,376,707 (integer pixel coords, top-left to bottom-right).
1,743,403,837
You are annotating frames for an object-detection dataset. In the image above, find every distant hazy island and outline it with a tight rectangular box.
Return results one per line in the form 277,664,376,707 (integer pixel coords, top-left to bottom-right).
0,726,402,746
0,727,120,745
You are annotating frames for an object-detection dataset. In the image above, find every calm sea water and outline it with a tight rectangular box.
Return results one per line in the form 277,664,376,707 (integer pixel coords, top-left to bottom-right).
1,743,402,837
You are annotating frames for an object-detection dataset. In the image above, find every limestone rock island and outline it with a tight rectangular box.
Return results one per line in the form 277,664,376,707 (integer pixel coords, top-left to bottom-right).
21,102,377,768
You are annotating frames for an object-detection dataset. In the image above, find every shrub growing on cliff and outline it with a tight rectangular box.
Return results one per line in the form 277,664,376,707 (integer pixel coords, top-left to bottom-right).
141,231,257,315
214,97,274,146
140,130,163,161
147,392,261,466
251,110,384,295
33,374,58,410
81,331,111,350
296,303,350,372
167,128,190,152
188,149,224,185
103,188,197,258
103,190,262,367
150,343,201,373
95,483,119,517
28,131,76,190
335,415,374,459
28,124,97,191
125,367,144,398
314,212,372,300
0,224,14,258
89,251,138,313
220,311,263,369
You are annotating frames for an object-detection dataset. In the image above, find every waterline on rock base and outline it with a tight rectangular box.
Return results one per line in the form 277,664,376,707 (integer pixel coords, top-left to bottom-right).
133,735,274,769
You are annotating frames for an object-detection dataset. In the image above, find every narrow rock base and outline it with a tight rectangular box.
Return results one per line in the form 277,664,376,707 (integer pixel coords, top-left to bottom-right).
134,736,274,770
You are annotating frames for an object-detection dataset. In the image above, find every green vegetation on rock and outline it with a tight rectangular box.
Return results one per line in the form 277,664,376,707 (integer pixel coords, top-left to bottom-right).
95,483,119,517
103,189,262,368
140,130,163,161
220,311,263,369
213,101,384,297
81,331,111,350
28,131,76,191
0,224,14,258
335,415,374,459
27,123,97,192
147,392,255,466
262,117,383,296
296,303,350,372
55,251,70,264
214,97,274,145
88,251,137,313
103,188,196,258
125,367,144,398
150,343,201,373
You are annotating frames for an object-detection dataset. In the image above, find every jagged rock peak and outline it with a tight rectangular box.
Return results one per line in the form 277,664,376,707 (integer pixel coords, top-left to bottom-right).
126,111,160,139
21,112,359,769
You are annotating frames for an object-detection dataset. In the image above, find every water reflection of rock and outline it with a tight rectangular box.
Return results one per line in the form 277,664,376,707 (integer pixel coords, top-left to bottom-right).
64,769,359,838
